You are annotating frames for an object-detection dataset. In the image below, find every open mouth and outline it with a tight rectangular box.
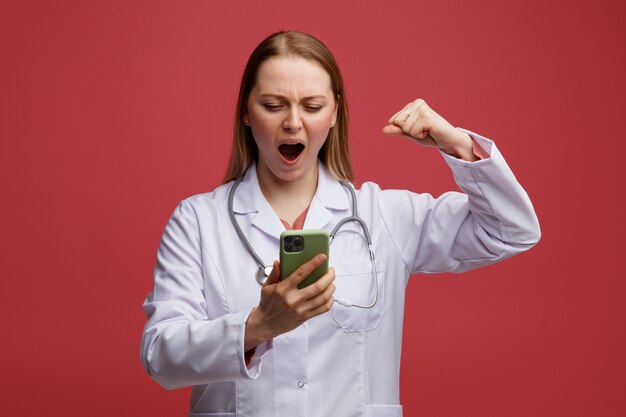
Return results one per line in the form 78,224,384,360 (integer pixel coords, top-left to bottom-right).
278,143,305,161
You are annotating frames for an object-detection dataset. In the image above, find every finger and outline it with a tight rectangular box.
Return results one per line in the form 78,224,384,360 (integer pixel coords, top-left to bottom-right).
388,102,414,124
303,287,336,318
402,111,420,136
283,254,327,288
298,279,336,317
390,110,411,126
284,268,334,310
387,109,404,124
410,111,433,141
264,260,281,286
382,124,405,136
298,267,335,300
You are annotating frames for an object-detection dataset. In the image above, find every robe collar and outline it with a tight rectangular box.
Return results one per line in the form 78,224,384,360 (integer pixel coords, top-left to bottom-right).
231,161,350,239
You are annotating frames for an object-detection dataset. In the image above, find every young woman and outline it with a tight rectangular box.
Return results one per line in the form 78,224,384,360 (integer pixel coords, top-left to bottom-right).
141,31,540,417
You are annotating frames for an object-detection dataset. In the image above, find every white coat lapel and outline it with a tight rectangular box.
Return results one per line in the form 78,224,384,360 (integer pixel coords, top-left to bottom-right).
303,162,350,229
231,162,351,236
231,163,285,240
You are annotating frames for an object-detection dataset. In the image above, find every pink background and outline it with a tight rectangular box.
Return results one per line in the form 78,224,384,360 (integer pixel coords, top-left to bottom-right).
1,0,624,416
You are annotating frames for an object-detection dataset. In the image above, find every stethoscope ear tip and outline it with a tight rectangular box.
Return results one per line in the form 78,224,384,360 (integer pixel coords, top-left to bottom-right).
335,298,353,307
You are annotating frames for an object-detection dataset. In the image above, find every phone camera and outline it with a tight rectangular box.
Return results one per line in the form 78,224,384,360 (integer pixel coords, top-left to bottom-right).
284,235,304,252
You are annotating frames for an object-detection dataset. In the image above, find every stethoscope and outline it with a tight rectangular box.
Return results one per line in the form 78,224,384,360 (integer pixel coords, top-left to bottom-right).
228,174,378,308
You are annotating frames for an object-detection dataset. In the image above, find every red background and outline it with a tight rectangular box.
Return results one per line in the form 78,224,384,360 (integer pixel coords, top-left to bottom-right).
1,1,625,416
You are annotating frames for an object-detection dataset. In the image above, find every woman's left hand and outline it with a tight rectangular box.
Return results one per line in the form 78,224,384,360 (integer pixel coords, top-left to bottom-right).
382,98,478,161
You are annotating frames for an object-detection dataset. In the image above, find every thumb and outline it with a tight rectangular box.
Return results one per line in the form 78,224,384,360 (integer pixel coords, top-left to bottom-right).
264,260,281,286
382,124,405,137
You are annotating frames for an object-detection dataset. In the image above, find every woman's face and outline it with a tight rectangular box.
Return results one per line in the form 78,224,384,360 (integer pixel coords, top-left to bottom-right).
245,56,338,185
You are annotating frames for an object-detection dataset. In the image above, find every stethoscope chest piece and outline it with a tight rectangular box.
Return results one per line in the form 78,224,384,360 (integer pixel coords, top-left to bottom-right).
256,265,273,285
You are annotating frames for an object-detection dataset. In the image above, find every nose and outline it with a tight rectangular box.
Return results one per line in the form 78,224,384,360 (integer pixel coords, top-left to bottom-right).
282,107,303,132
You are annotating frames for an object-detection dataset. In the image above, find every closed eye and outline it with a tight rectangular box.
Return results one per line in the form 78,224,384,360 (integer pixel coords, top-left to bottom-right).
263,104,283,112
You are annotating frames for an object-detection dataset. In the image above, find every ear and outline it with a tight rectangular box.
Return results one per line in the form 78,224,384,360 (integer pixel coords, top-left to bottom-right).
331,94,339,127
243,107,250,126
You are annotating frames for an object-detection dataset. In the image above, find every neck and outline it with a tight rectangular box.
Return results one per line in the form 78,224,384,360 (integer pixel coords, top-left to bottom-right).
256,162,318,225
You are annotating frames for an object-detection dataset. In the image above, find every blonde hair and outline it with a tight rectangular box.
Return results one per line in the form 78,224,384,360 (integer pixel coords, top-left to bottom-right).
224,31,353,183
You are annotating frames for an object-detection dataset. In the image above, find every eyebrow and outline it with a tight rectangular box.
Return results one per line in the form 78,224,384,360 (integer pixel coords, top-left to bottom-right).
259,94,329,101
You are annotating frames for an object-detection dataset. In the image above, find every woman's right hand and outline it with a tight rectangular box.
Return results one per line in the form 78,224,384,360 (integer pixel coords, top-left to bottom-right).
244,255,335,351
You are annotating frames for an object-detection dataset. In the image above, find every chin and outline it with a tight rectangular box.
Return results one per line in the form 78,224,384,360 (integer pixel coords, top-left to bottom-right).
273,169,305,183
273,164,314,183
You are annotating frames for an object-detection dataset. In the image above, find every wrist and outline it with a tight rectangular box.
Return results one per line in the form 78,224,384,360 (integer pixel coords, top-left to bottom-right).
244,307,270,352
440,131,478,162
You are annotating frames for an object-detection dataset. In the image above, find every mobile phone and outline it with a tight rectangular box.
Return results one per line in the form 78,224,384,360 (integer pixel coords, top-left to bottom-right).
280,229,329,289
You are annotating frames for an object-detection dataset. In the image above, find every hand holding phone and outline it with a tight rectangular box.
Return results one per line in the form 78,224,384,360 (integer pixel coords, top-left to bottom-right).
245,252,335,348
